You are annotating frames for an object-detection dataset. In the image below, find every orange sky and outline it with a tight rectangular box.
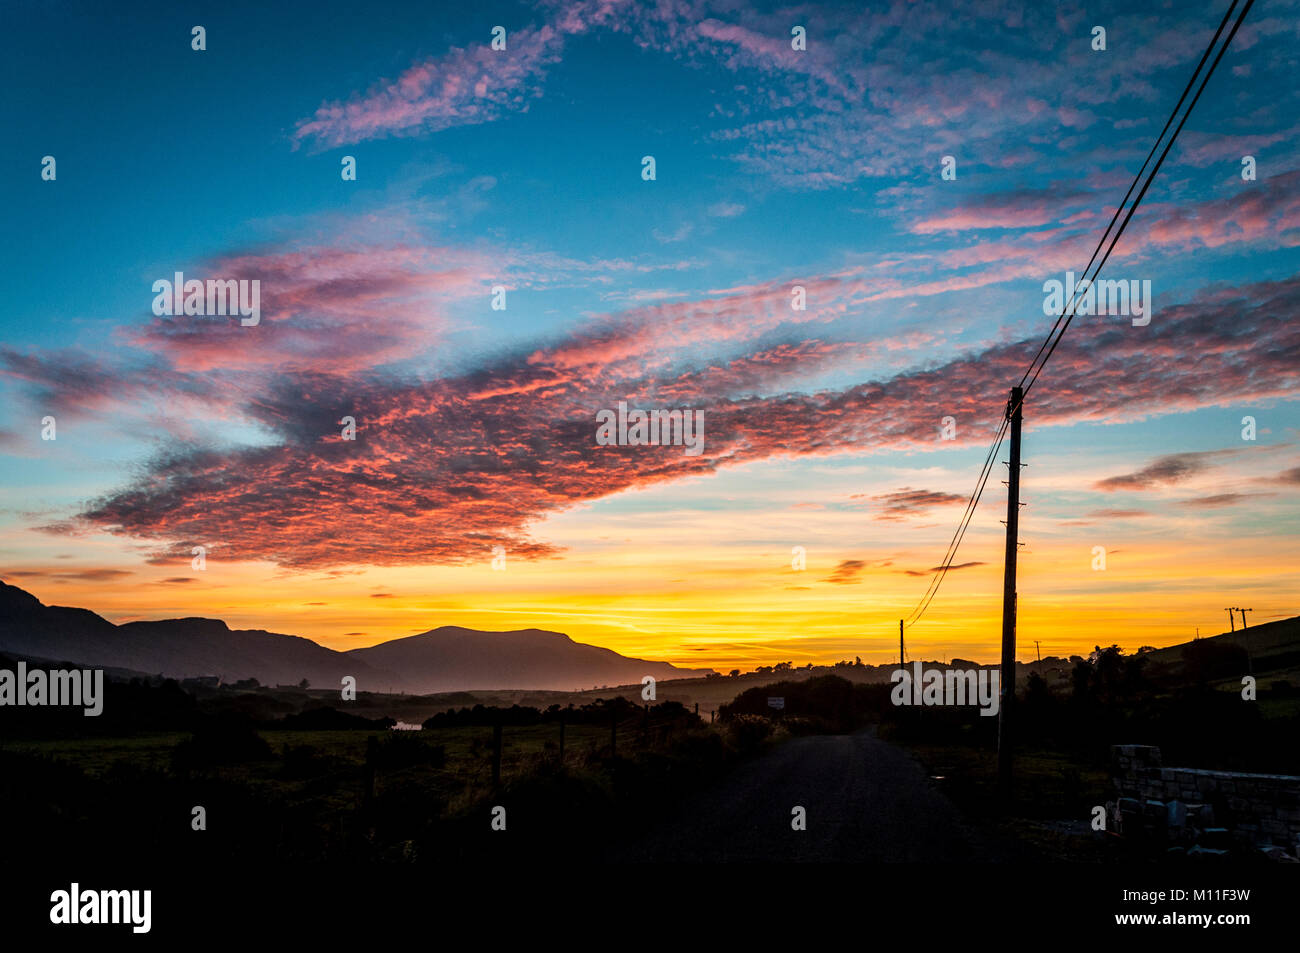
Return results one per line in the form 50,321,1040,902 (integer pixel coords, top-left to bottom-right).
7,442,1296,673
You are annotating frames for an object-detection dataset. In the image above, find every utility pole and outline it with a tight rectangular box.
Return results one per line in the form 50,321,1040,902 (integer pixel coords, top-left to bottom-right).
1225,608,1236,632
1034,640,1041,662
1239,608,1253,629
899,619,905,669
997,386,1023,803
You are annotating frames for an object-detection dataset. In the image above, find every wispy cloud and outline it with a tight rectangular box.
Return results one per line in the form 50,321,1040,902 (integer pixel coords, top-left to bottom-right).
1095,450,1237,492
292,0,632,148
1178,492,1264,508
822,559,866,584
861,488,966,521
49,271,1300,571
902,561,985,577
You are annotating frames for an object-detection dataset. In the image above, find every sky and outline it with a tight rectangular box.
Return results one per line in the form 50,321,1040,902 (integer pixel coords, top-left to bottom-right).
1,0,1298,673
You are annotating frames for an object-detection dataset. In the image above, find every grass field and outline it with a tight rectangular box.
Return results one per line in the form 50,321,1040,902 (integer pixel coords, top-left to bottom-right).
0,718,678,825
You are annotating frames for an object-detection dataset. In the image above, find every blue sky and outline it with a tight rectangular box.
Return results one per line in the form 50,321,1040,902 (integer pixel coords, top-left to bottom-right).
1,0,1297,667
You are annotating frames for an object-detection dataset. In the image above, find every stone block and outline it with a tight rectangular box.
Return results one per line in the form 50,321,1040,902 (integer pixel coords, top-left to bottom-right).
1200,827,1231,850
1187,803,1215,826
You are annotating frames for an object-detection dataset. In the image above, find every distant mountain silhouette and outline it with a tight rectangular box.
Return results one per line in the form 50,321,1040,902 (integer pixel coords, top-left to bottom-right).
346,625,713,693
0,580,391,687
0,580,713,692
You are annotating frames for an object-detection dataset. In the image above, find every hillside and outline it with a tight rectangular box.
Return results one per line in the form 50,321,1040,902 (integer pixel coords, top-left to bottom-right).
0,580,713,692
346,625,713,693
0,581,394,687
1142,615,1300,668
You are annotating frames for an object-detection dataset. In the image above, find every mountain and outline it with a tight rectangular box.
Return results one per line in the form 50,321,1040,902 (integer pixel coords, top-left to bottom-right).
0,580,393,687
346,625,714,693
0,580,713,692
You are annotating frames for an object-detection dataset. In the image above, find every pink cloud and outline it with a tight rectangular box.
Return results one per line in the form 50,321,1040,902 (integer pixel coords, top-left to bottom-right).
61,272,1300,570
131,244,493,373
293,0,632,148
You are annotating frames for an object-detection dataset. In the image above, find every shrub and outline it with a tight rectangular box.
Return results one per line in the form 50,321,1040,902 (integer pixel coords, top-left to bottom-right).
375,733,446,770
172,713,272,771
728,714,773,754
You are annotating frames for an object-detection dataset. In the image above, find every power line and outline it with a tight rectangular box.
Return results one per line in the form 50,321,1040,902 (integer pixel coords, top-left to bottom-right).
902,0,1253,629
905,416,1007,625
1020,0,1254,407
1016,0,1244,398
904,415,1009,628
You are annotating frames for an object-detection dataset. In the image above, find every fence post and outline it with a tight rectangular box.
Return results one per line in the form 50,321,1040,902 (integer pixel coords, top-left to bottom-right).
362,735,377,811
492,722,502,787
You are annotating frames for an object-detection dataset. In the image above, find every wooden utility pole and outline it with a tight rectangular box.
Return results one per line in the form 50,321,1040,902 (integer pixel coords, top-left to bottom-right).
1225,608,1236,632
899,619,905,668
1034,640,1041,662
1238,608,1253,629
997,386,1023,802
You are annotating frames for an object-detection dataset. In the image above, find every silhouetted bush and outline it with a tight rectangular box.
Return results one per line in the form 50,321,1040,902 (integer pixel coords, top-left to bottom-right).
422,697,699,731
277,706,396,731
280,744,335,779
720,674,881,731
1182,639,1249,685
375,732,446,770
727,714,773,753
172,713,273,772
783,715,833,735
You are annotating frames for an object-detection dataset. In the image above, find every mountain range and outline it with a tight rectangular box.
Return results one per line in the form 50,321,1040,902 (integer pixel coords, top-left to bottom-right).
0,580,714,692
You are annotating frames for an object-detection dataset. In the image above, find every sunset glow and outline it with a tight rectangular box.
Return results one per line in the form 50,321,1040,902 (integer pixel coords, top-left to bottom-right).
3,0,1297,673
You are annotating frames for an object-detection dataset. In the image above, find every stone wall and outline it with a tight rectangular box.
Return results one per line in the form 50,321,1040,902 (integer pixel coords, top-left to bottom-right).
1110,744,1300,858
